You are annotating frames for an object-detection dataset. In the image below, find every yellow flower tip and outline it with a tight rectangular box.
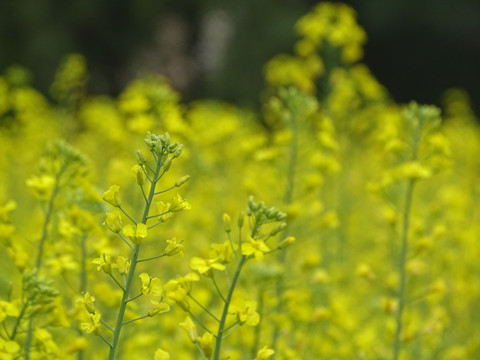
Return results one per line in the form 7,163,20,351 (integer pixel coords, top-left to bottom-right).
103,210,123,233
131,164,145,185
222,213,232,233
165,237,184,256
66,337,89,354
311,306,330,323
198,332,214,358
0,300,20,321
139,273,163,296
136,223,148,238
241,236,270,261
356,263,376,280
381,297,398,314
396,162,432,180
0,200,17,223
148,301,170,317
79,292,96,314
175,175,190,187
92,254,112,274
190,257,225,276
81,312,101,335
179,316,198,343
154,349,171,360
102,185,121,207
255,346,275,360
232,299,260,326
115,256,131,275
278,236,295,249
26,175,55,200
428,279,447,295
123,223,147,244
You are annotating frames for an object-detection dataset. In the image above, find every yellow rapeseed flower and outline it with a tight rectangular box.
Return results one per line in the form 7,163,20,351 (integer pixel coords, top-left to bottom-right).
231,298,260,326
241,236,270,261
103,210,123,233
154,349,171,360
139,273,163,297
122,223,148,245
102,185,121,207
179,316,198,343
255,346,275,360
25,175,55,200
198,332,214,358
190,257,225,276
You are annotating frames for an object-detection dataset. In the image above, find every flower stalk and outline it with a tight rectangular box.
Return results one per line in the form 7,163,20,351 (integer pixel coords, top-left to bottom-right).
107,152,164,360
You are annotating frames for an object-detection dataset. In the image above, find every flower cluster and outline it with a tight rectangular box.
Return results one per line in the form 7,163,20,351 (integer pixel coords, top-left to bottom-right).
0,2,478,360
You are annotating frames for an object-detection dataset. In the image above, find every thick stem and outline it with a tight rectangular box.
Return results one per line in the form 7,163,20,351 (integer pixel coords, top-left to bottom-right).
107,156,163,360
212,255,247,360
271,114,298,351
392,179,415,360
393,110,423,360
251,288,265,358
36,167,64,269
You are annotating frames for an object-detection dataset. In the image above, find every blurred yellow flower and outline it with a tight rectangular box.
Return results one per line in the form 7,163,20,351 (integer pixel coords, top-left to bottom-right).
179,316,198,343
255,346,275,360
190,257,225,276
154,348,171,360
231,298,260,326
25,175,55,200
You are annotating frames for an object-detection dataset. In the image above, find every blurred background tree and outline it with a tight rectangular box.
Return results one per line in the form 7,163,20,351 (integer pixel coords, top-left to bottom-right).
1,0,478,110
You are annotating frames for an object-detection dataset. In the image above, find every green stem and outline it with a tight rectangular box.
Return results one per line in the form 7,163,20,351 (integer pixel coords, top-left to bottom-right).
77,234,88,360
251,288,265,358
187,311,215,335
154,184,176,195
107,155,163,360
24,317,34,360
271,112,298,352
109,274,125,291
212,255,247,360
10,301,28,340
36,166,64,269
137,253,166,263
227,232,239,261
392,179,415,360
188,294,220,322
123,314,149,325
26,165,66,358
211,276,226,303
393,108,423,360
118,206,137,225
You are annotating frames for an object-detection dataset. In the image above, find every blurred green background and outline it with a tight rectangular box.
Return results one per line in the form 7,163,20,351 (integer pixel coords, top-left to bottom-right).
1,0,479,110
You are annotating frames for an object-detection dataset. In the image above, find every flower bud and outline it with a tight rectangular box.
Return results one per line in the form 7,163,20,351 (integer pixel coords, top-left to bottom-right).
175,175,190,187
173,144,184,158
270,222,286,236
81,292,96,314
278,236,295,249
102,185,121,207
168,142,178,152
163,157,172,172
237,212,245,228
223,213,232,233
148,301,170,317
131,164,145,186
179,316,198,343
103,210,123,233
136,150,147,165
